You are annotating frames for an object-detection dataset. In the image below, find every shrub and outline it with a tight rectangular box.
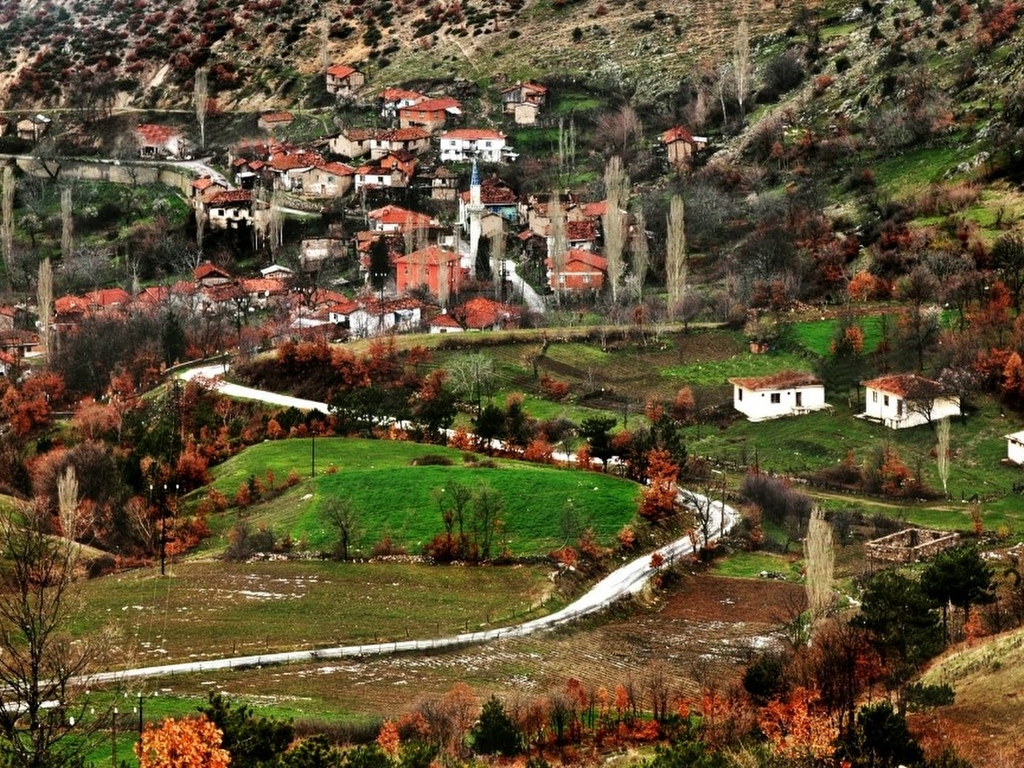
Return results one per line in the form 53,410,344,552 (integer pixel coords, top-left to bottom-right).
739,472,812,526
411,454,453,466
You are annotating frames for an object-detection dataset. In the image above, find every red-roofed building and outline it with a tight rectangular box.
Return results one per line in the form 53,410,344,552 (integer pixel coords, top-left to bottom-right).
728,370,827,422
85,287,132,312
546,248,607,293
661,125,708,168
379,88,427,120
367,205,434,233
204,191,255,230
326,64,365,95
294,159,356,197
258,112,295,131
429,312,464,334
329,127,377,159
394,246,464,297
189,176,229,207
369,127,431,159
135,123,186,158
861,374,960,429
501,81,547,125
194,262,233,287
399,97,462,133
440,128,511,163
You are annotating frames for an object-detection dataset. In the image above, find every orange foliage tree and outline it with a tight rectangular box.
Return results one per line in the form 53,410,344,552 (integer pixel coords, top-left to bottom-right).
135,714,230,768
758,687,838,761
638,449,680,524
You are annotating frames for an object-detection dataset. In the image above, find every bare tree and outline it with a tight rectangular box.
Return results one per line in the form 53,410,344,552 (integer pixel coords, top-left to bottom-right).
597,105,643,157
733,18,751,120
0,509,107,768
322,497,361,560
194,205,207,255
936,416,951,497
804,506,834,631
37,258,53,364
602,156,629,304
548,193,567,306
630,208,649,301
2,165,13,288
60,185,73,261
194,66,210,151
491,225,506,300
665,194,688,319
56,467,79,541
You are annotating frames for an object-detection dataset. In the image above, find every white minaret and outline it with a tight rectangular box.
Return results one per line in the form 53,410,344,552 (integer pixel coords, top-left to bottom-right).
466,157,484,280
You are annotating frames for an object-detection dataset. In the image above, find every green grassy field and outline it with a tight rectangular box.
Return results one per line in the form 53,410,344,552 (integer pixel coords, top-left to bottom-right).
201,438,640,556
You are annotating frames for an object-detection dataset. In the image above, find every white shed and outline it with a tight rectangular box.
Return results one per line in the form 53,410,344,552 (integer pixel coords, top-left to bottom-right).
728,370,828,422
1007,430,1024,465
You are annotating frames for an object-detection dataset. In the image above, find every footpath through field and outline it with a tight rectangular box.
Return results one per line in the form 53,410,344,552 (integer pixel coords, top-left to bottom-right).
89,366,738,685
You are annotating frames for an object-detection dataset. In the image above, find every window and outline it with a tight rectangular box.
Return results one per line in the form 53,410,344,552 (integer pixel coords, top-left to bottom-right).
770,393,781,404
883,395,890,407
896,399,903,416
737,388,743,401
872,390,878,403
795,391,803,407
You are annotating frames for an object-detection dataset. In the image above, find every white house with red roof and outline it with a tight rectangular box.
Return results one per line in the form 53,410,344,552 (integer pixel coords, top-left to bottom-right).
204,190,255,230
294,160,356,197
369,127,431,159
439,128,513,163
329,127,376,159
861,374,960,429
728,371,828,422
135,124,186,158
367,205,435,233
325,64,365,95
429,312,464,334
189,176,229,207
1006,430,1024,465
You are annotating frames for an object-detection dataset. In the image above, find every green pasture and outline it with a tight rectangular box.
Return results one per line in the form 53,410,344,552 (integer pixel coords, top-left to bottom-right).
788,315,888,356
202,438,640,555
660,349,812,387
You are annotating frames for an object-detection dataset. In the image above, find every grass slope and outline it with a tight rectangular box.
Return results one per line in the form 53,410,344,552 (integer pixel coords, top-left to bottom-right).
202,438,640,556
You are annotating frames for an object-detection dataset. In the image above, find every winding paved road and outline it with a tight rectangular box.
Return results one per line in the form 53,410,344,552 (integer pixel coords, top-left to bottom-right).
101,366,738,686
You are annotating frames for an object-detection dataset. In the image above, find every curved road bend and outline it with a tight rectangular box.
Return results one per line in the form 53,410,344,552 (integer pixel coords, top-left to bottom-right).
89,492,737,685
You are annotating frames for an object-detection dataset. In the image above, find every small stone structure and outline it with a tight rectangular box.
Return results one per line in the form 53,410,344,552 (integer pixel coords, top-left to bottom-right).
865,527,961,565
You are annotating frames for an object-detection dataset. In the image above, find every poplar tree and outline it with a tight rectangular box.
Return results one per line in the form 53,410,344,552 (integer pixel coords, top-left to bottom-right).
602,156,628,304
665,194,688,318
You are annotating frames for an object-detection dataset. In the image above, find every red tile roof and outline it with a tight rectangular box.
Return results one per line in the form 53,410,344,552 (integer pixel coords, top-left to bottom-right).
662,125,697,144
402,97,461,114
729,370,823,390
207,190,253,205
367,205,433,229
566,220,597,241
862,374,943,397
85,287,131,307
430,313,463,329
326,64,357,78
395,246,461,267
191,177,223,191
260,111,294,124
441,128,505,141
135,123,182,145
380,87,426,103
194,262,233,280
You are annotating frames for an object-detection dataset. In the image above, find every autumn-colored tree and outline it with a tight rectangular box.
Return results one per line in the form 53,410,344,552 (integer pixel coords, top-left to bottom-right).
639,449,680,524
136,714,230,768
671,387,696,424
847,270,888,302
758,687,838,761
377,719,401,758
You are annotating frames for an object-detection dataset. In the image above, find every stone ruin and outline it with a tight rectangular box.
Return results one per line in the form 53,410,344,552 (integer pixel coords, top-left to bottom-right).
865,527,961,565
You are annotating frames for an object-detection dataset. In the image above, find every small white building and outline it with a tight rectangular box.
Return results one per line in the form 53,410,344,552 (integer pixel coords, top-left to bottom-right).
728,371,828,422
1007,430,1024,465
439,128,512,163
861,374,960,429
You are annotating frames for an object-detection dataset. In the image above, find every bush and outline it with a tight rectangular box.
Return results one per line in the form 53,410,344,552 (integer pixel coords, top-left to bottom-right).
411,454,453,466
739,472,812,526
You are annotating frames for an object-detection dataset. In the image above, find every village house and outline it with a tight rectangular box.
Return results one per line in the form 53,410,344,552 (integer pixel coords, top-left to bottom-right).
293,159,356,197
0,330,40,361
546,249,607,293
459,175,519,226
431,167,459,201
394,246,464,297
861,374,960,429
194,262,233,287
84,287,132,315
728,370,828,422
353,160,410,193
300,238,348,272
429,311,464,334
325,64,365,96
261,264,294,280
661,125,708,169
258,112,295,132
367,205,435,233
239,277,289,309
328,127,376,160
439,128,514,163
204,190,255,230
379,87,427,120
368,127,432,159
135,123,186,158
399,96,462,133
16,114,51,142
500,81,547,125
189,176,229,208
